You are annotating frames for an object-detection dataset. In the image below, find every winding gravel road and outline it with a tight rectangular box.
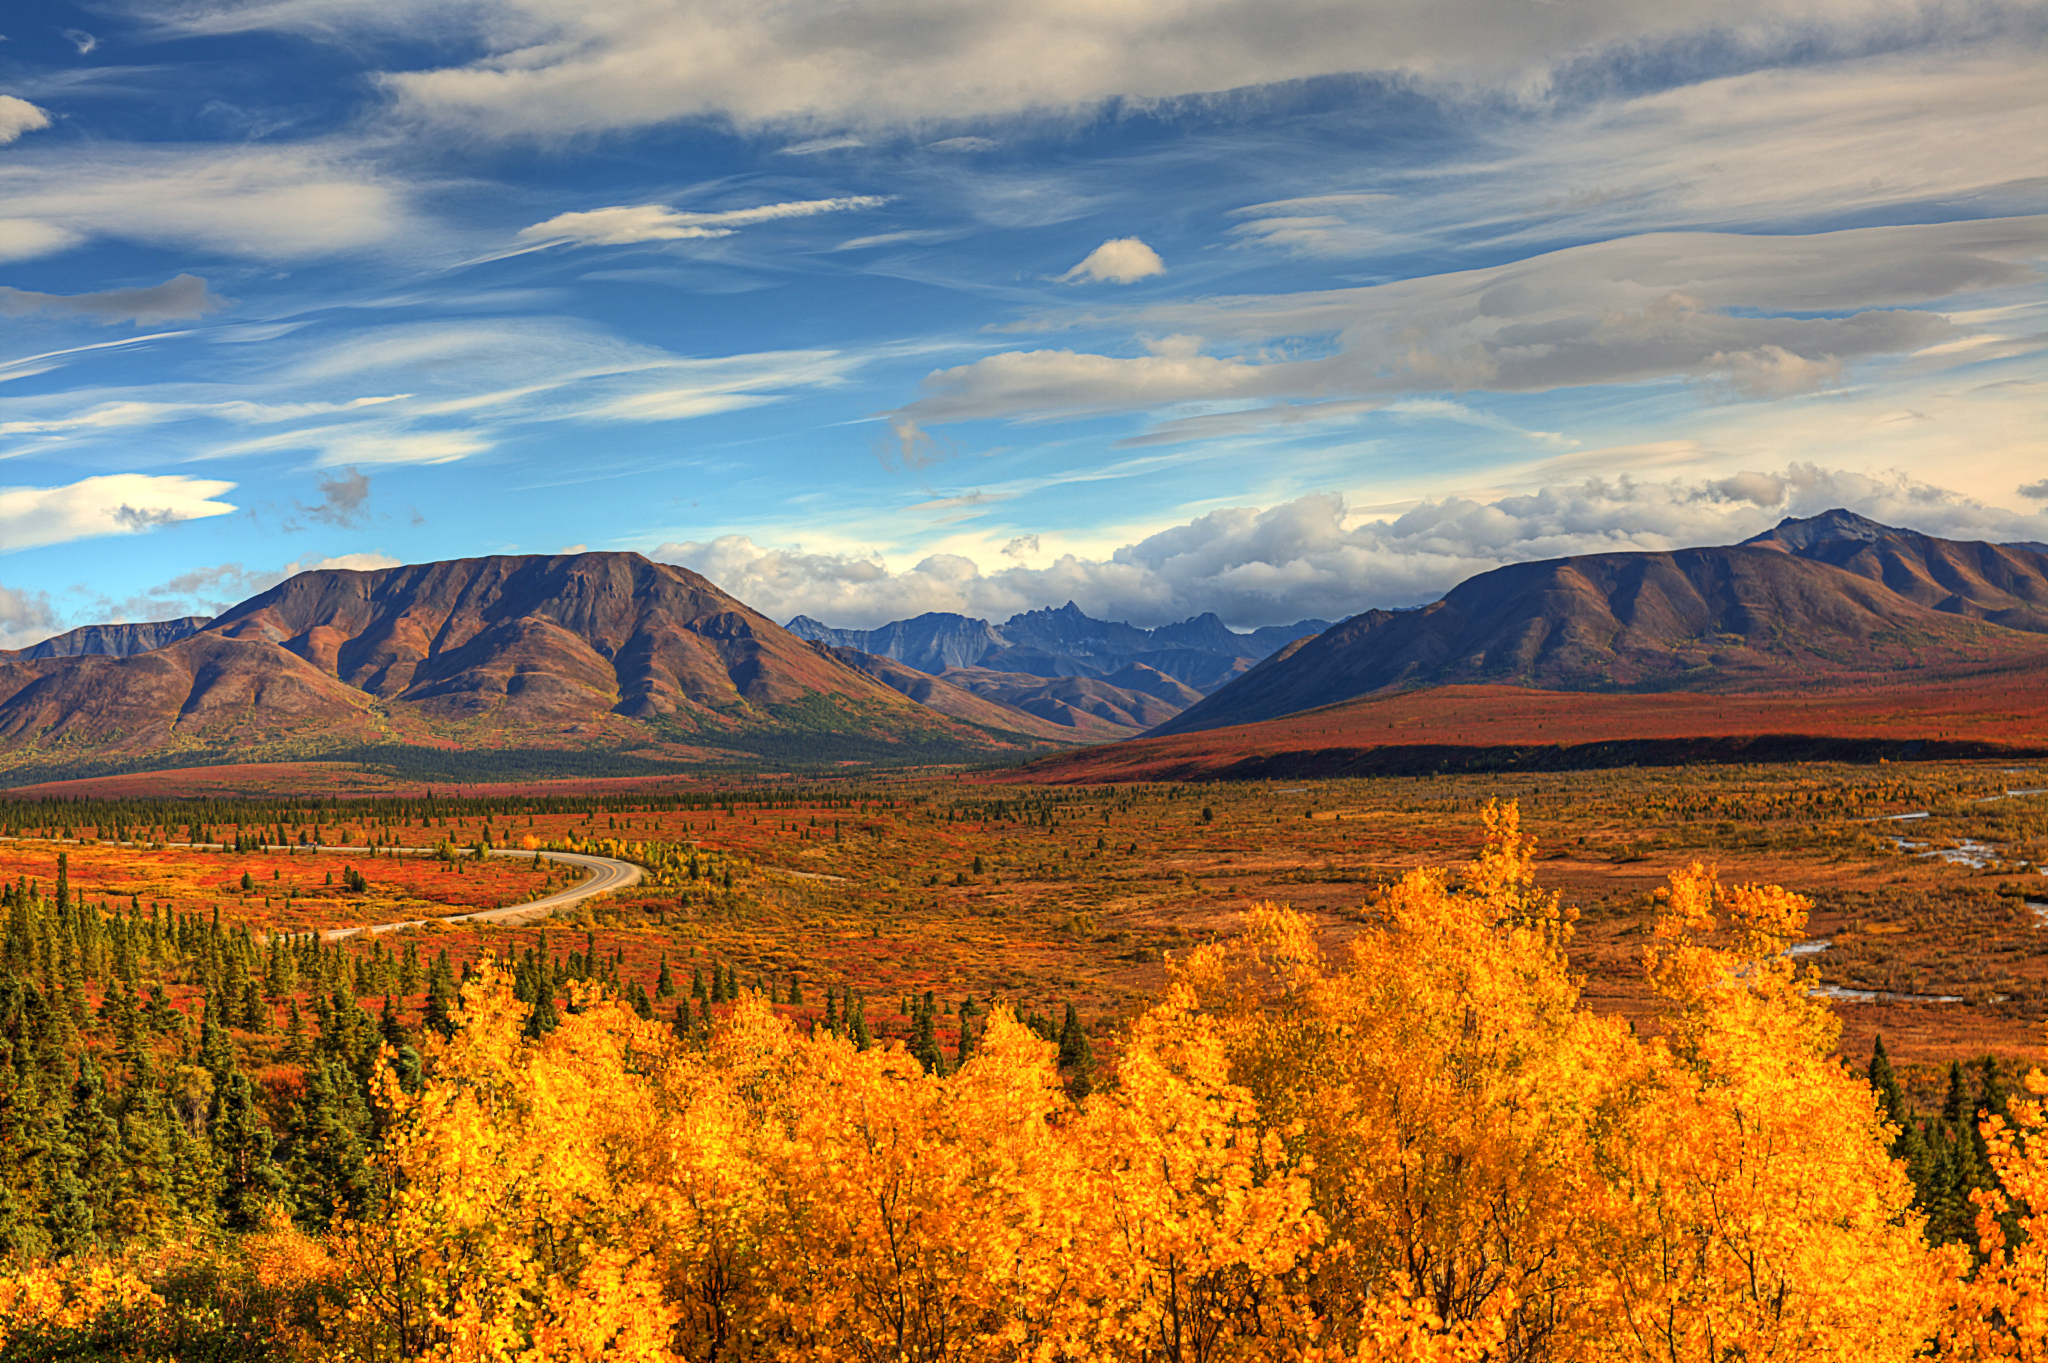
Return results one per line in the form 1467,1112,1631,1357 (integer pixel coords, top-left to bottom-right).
4,836,643,942
314,846,645,941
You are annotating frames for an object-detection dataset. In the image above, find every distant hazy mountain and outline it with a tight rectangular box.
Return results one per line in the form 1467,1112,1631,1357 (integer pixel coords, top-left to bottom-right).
2,617,210,661
786,603,1329,694
937,665,1195,734
810,645,1113,741
1152,509,2048,736
785,612,1008,674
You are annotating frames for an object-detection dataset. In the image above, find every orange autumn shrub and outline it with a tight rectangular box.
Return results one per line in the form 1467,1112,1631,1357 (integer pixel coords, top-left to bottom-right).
0,1256,160,1351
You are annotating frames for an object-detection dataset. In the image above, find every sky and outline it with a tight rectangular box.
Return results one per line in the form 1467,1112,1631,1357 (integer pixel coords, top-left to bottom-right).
0,0,2043,647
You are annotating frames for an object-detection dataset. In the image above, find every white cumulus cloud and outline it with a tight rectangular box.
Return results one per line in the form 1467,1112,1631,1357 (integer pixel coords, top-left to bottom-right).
0,581,61,651
1059,237,1166,285
0,96,53,146
274,551,403,578
91,551,407,624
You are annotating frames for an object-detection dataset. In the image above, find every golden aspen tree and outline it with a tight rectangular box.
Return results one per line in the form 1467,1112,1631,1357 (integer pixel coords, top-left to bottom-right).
1945,1058,2048,1359
738,999,1091,1362
0,1258,161,1349
1176,802,1618,1360
1062,978,1321,1362
1592,863,1955,1363
330,967,683,1363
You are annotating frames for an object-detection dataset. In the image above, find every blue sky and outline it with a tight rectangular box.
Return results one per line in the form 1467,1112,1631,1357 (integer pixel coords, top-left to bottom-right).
0,0,2043,645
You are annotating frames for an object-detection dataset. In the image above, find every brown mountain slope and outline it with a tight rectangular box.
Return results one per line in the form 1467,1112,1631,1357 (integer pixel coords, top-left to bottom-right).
0,552,1035,774
1744,509,2048,633
1099,662,1207,709
0,634,383,755
1154,538,2048,736
816,646,1104,742
202,551,887,722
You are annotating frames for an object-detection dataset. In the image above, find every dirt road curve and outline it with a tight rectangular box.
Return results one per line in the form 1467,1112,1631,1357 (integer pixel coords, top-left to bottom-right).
1,836,644,942
317,846,644,941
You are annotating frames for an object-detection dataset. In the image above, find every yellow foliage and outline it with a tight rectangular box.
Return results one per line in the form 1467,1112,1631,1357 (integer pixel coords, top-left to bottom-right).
322,802,1989,1363
1946,1062,2048,1359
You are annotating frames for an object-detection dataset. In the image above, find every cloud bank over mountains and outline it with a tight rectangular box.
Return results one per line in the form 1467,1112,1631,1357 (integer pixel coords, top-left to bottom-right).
657,464,2048,631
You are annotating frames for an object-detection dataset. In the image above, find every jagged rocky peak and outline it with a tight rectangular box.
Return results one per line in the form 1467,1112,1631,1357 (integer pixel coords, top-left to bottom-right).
785,599,1331,693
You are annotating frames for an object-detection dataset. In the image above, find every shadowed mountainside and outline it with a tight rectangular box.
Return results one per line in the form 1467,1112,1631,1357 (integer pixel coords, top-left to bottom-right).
826,647,1206,739
815,646,1126,741
1153,512,2048,737
936,665,1195,734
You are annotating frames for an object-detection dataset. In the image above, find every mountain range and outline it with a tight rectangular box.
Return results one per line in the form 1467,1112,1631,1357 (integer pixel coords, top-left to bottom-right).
4,510,2045,784
786,602,1328,736
1,617,210,662
787,604,1329,692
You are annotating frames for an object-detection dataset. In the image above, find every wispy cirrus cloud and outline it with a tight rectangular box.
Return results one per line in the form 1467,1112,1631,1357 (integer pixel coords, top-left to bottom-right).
0,393,408,444
1208,52,2048,264
517,195,889,247
141,0,2018,134
887,215,2041,455
0,143,419,263
0,315,866,469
